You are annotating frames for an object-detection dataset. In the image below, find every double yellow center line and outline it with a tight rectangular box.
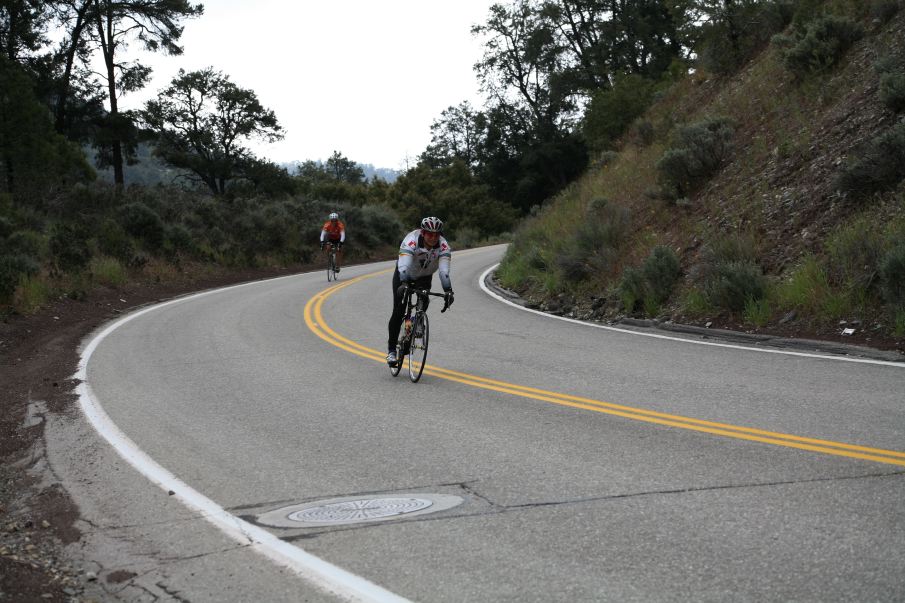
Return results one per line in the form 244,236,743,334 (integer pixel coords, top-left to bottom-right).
304,272,905,468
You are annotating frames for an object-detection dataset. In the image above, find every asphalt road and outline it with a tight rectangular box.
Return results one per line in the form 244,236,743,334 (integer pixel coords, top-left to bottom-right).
62,244,905,602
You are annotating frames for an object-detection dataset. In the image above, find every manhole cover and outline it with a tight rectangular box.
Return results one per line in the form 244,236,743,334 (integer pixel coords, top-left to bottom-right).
289,497,433,523
257,493,463,528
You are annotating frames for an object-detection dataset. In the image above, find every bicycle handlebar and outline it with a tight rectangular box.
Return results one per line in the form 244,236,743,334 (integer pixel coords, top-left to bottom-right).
400,284,450,312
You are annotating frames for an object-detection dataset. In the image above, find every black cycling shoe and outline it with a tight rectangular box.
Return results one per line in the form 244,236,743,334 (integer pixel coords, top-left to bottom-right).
386,351,398,366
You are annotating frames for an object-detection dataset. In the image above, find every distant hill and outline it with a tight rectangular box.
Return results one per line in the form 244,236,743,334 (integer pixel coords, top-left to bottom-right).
88,144,200,189
89,147,400,187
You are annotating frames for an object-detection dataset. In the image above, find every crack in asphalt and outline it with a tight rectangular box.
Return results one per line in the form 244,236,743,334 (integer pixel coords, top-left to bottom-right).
279,470,905,541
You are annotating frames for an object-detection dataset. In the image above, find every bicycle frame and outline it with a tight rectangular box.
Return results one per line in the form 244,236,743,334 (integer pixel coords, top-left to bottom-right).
391,285,446,382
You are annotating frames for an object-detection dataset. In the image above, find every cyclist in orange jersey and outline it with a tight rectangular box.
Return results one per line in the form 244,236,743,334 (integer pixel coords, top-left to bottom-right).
320,212,346,272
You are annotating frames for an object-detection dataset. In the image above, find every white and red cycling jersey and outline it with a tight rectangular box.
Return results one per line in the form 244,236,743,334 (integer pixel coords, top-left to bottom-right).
396,229,452,290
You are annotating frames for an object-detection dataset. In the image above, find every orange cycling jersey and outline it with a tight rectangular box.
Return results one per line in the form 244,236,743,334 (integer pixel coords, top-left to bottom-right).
322,220,345,240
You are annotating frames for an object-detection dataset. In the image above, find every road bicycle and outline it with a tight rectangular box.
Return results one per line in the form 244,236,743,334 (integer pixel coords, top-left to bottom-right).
325,242,339,282
389,284,450,382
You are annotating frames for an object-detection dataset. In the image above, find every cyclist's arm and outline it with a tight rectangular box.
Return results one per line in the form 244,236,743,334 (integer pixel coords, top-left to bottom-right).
397,251,414,281
340,226,346,243
320,229,326,243
438,255,451,291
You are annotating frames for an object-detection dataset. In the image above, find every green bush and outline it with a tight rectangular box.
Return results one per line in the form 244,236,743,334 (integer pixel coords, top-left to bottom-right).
825,216,884,290
583,74,657,151
49,222,91,272
642,246,681,304
4,230,44,259
96,218,135,262
656,117,735,198
165,223,196,255
870,0,901,23
618,266,646,314
879,72,905,113
697,0,795,75
0,217,13,239
835,121,905,197
879,244,905,306
0,254,40,300
117,202,165,249
774,15,863,79
704,261,767,312
556,244,591,281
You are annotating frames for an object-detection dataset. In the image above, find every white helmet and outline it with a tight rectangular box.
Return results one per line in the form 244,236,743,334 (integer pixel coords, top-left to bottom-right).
328,212,339,220
420,216,443,232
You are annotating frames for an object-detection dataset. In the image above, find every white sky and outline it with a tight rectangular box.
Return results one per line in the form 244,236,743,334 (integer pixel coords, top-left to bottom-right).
119,0,496,171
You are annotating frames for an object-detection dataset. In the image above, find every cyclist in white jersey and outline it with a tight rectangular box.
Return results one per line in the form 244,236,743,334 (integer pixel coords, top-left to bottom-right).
386,216,454,365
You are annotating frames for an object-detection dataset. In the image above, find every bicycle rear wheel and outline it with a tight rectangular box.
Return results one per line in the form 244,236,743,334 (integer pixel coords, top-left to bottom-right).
408,313,429,382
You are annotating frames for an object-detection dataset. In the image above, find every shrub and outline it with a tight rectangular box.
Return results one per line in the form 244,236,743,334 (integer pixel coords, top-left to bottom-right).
618,266,646,314
117,202,165,249
774,15,863,79
0,216,13,239
355,204,404,247
879,244,905,306
642,246,681,304
633,120,655,146
697,0,795,75
96,218,135,262
90,256,126,286
656,117,735,198
825,216,884,290
165,223,196,255
744,297,773,327
704,261,767,312
0,254,40,300
583,74,657,151
835,121,905,197
13,274,51,313
879,72,905,113
49,222,91,272
556,244,591,281
870,0,901,23
4,230,44,258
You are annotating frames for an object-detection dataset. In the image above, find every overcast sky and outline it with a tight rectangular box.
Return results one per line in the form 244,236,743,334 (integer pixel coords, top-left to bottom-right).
120,0,497,171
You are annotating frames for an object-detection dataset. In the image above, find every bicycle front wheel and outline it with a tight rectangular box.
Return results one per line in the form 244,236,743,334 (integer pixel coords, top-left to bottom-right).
327,252,336,282
408,312,429,382
389,339,403,377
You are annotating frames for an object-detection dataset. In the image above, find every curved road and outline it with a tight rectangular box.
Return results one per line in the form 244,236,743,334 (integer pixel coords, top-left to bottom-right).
71,244,905,601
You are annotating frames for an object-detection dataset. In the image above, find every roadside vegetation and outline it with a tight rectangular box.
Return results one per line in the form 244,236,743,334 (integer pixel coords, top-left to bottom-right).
497,0,905,342
3,0,904,344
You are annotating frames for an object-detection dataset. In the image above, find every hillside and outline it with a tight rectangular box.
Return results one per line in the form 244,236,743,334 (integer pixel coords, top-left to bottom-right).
497,6,905,353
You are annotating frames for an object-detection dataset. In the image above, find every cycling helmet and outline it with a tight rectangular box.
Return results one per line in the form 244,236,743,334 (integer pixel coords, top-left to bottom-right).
328,212,339,220
420,216,443,233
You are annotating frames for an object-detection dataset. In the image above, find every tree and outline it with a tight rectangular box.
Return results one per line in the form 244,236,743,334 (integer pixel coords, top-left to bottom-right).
141,67,284,195
422,101,484,169
86,0,203,185
0,0,50,64
473,1,571,133
324,151,365,184
0,56,93,199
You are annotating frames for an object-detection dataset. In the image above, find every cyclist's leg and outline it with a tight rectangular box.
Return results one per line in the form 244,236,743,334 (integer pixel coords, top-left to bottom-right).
387,268,405,353
335,241,343,268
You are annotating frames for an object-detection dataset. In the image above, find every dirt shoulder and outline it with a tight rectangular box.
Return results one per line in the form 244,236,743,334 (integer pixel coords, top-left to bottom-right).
0,263,310,602
2,259,902,601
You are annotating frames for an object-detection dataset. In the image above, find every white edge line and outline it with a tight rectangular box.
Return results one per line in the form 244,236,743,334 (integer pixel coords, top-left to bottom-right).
479,263,905,369
75,272,410,603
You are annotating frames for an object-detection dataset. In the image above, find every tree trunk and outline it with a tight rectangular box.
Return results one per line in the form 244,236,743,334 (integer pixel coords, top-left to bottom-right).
55,2,90,134
95,0,124,186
